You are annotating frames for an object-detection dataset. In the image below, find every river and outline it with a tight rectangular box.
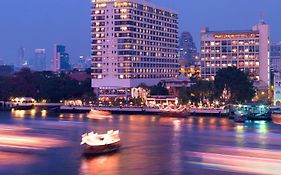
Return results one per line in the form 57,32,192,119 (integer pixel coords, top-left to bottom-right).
1,109,281,175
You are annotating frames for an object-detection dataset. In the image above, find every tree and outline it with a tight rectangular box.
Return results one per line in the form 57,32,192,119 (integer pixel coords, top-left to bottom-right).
150,82,169,96
189,80,215,104
214,67,255,103
178,87,190,104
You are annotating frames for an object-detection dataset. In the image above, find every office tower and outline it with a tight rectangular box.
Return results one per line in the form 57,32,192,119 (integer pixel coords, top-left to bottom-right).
179,32,198,64
18,47,27,67
200,21,270,87
271,42,281,71
91,0,179,97
52,44,71,72
32,49,46,71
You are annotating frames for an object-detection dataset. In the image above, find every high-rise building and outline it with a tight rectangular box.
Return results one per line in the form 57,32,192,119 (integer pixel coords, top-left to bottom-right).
52,44,71,72
32,49,46,71
18,47,27,67
91,0,179,97
179,32,198,64
200,21,270,87
271,42,281,71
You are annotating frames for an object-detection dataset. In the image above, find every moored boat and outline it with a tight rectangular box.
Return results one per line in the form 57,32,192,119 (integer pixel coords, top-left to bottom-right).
233,111,247,123
270,106,281,124
272,114,281,124
81,130,121,155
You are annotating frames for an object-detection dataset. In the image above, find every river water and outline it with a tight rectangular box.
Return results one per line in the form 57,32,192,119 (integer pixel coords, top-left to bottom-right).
1,109,281,175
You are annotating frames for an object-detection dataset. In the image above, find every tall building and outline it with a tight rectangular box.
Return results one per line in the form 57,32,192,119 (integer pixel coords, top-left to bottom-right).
17,47,27,67
274,72,281,106
200,21,270,87
32,49,46,71
91,0,179,98
52,44,71,72
271,42,281,71
179,32,198,64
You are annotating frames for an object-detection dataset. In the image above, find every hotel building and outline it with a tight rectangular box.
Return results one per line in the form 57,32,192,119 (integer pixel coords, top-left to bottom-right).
200,21,270,87
91,0,179,98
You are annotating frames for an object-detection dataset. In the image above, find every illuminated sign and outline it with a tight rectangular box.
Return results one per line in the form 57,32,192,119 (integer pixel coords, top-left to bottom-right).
214,33,259,39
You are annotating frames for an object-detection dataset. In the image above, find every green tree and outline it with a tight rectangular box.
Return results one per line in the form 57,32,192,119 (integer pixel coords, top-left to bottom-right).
150,82,169,96
214,67,255,103
178,87,190,104
189,80,215,104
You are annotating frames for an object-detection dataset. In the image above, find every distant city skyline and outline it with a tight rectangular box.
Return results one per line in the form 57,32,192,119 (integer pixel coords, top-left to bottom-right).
0,0,281,65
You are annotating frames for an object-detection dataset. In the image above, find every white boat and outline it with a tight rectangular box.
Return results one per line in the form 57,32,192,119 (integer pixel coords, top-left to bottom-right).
9,97,35,110
81,130,121,155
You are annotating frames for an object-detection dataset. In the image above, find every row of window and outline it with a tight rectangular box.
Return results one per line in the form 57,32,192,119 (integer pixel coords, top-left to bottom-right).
114,33,177,44
117,39,177,48
114,26,177,37
92,74,177,79
201,39,259,46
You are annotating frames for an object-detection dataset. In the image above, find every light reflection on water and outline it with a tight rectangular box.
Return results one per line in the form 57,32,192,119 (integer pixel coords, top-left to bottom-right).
1,110,281,175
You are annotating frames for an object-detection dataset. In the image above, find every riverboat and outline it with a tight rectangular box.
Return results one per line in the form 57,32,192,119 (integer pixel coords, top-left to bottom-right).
270,106,281,124
9,97,35,110
81,130,121,155
233,111,247,123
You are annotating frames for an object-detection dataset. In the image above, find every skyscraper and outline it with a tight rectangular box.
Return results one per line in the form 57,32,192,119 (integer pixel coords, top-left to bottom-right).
179,32,198,64
32,49,46,71
200,21,270,87
52,44,71,72
271,42,281,71
91,0,179,97
17,47,27,67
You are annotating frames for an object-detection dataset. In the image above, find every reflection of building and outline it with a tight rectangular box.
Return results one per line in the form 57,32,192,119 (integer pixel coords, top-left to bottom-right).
274,72,281,106
91,0,179,98
200,21,270,87
179,32,198,64
271,42,281,71
32,49,46,71
52,44,71,72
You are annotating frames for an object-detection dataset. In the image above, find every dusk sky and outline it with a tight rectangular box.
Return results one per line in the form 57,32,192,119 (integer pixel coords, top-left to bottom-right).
0,0,280,66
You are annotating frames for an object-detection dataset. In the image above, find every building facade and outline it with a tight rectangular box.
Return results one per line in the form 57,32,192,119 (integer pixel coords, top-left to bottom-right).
91,0,179,98
32,49,46,71
200,21,270,87
271,42,281,71
17,47,27,68
274,72,281,106
179,32,198,64
52,44,71,72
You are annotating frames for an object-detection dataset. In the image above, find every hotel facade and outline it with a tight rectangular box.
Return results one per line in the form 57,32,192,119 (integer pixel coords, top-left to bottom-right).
91,0,179,98
200,21,270,87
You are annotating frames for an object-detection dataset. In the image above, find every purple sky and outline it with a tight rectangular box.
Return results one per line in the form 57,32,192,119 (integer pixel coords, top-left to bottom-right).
0,0,280,66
